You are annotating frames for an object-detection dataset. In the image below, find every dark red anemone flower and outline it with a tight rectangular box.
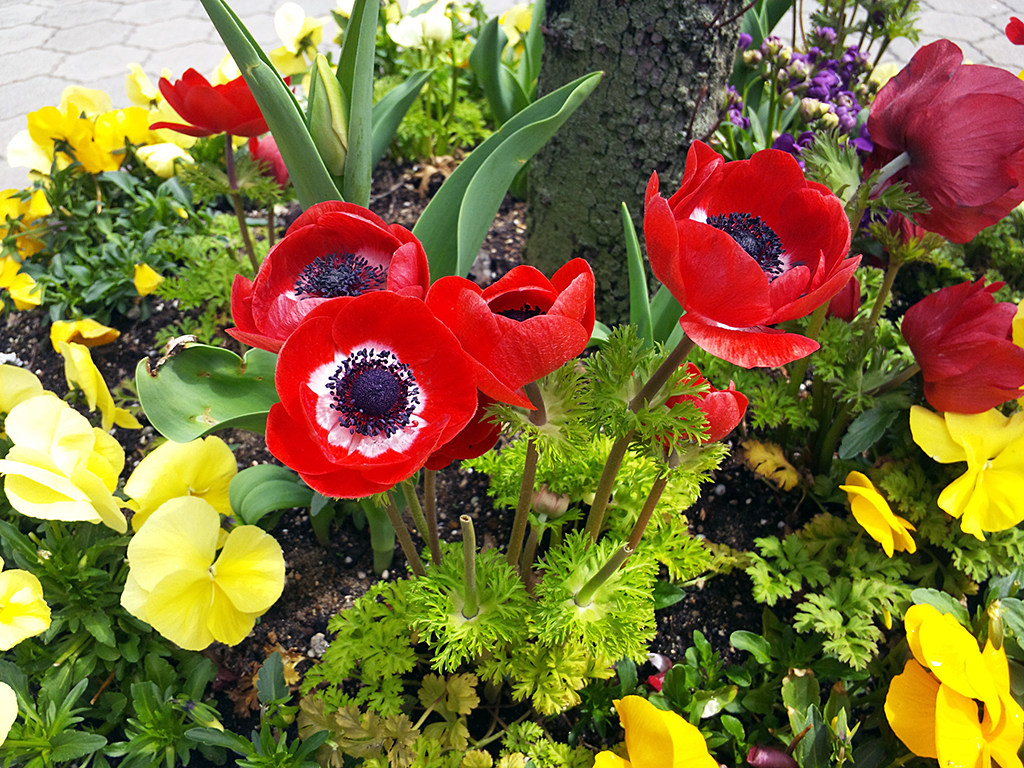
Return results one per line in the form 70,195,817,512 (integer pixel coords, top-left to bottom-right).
150,68,268,138
1007,17,1024,45
644,141,856,368
266,292,479,498
228,201,430,353
425,393,501,470
425,259,595,408
826,275,860,322
249,135,289,189
667,363,748,443
901,280,1024,414
865,40,1024,243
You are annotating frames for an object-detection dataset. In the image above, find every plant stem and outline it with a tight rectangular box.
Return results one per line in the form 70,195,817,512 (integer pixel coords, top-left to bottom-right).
583,431,634,542
460,515,479,619
520,523,540,592
868,151,911,197
423,468,441,565
866,254,904,330
865,362,921,397
787,302,829,397
267,205,276,249
627,471,669,551
506,382,547,567
224,133,259,272
401,478,432,558
383,492,426,577
575,545,633,607
630,334,695,413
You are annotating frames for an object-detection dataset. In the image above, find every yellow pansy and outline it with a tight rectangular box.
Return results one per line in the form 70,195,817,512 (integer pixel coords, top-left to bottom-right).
49,318,120,353
133,263,164,296
210,53,241,86
124,436,237,531
885,604,1024,768
0,556,51,651
910,406,1024,540
840,471,916,556
121,497,285,651
499,4,532,49
269,2,325,75
1013,298,1023,348
5,130,53,177
0,365,45,418
594,696,718,768
0,683,16,747
125,64,163,108
0,189,51,259
5,272,41,311
136,143,192,179
59,86,113,119
58,341,141,431
0,395,127,532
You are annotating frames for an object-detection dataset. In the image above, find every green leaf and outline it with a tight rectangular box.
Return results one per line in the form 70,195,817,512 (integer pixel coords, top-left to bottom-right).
652,579,685,610
414,72,602,278
371,70,433,168
229,465,314,525
136,343,279,442
468,19,519,125
649,285,683,345
81,611,115,646
838,403,900,460
615,659,638,696
49,732,108,762
910,588,971,626
257,652,289,704
623,203,653,347
730,630,771,664
517,0,545,91
186,727,254,754
339,0,378,206
199,0,340,208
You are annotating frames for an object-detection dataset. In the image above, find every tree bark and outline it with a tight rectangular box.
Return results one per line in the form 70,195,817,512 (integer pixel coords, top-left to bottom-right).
525,0,744,326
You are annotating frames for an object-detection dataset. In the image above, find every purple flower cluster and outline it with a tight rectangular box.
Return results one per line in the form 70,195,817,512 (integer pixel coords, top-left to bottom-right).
725,85,749,129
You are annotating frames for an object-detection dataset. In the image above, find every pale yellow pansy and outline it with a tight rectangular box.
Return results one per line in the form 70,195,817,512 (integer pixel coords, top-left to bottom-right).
121,497,285,651
136,143,193,179
0,682,16,746
0,365,45,417
0,557,51,651
49,318,120,353
58,341,141,431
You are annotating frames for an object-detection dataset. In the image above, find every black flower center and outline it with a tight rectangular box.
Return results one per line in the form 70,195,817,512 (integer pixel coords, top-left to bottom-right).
327,348,420,438
294,252,387,298
496,303,544,322
707,212,785,280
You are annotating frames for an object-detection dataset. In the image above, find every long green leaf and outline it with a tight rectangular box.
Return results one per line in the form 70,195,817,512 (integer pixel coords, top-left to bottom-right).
622,203,653,348
340,0,378,206
135,344,279,442
371,70,432,168
469,18,516,124
414,71,602,278
200,0,340,208
518,0,545,92
650,284,683,344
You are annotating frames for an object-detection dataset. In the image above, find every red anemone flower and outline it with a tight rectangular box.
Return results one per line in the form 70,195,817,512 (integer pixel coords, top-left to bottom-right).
865,40,1024,243
425,259,595,408
425,393,501,470
150,68,268,138
266,292,479,498
668,363,748,443
826,275,860,322
249,135,289,189
1007,17,1024,45
644,141,856,368
901,280,1024,414
228,201,431,353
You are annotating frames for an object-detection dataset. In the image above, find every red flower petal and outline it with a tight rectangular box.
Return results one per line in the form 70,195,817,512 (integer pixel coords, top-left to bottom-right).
1007,17,1024,45
679,315,820,368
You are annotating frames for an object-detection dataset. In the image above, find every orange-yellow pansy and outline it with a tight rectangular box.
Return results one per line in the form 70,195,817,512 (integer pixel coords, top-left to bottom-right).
594,696,718,768
840,471,916,556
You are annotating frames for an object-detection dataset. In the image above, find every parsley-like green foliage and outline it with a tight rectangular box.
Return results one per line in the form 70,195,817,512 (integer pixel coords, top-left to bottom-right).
407,544,530,672
501,721,594,768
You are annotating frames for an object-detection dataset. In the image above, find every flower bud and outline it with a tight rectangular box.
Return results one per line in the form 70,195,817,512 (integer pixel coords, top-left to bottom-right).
988,600,1005,650
747,746,798,768
306,54,348,176
743,49,763,67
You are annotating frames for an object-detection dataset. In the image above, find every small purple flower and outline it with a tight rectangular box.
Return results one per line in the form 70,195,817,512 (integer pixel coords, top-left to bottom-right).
849,123,872,154
814,26,837,45
738,32,753,49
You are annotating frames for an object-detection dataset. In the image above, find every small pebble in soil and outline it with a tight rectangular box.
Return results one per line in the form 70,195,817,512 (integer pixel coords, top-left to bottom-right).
344,556,353,564
357,571,366,580
308,633,329,658
714,484,726,496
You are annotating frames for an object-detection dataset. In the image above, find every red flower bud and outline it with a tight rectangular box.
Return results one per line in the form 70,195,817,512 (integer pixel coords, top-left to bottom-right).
151,69,268,138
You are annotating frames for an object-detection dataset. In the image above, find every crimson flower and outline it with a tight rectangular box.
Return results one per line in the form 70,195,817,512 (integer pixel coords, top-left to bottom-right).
826,275,860,322
249,135,289,188
266,292,479,498
1007,17,1024,45
901,280,1024,413
150,68,268,138
644,141,856,368
425,259,595,408
668,363,748,443
865,40,1024,243
425,393,501,470
228,201,431,353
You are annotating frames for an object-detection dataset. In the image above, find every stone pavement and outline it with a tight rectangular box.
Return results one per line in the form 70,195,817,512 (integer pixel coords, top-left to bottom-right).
1,0,1023,190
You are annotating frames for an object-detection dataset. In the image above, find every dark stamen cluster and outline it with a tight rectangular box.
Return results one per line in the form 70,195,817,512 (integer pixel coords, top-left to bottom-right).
327,348,420,438
496,303,544,322
707,212,785,280
294,252,387,298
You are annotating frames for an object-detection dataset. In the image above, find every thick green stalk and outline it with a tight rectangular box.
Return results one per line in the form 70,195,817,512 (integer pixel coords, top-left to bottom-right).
400,478,432,559
423,468,441,565
383,492,426,577
575,545,633,607
866,254,904,330
787,302,829,397
506,382,547,567
460,515,479,618
224,134,259,272
627,471,669,551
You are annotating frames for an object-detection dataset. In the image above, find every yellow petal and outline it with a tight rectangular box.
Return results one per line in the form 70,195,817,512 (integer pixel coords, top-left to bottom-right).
0,568,50,650
133,263,163,296
125,64,160,108
135,143,192,179
120,570,151,623
614,696,717,768
49,318,120,353
5,396,94,472
884,659,939,758
841,472,916,556
8,272,41,310
206,583,260,646
0,453,103,525
58,341,136,431
6,130,52,175
125,496,219,592
934,684,986,768
0,682,17,747
212,526,285,613
144,569,217,650
60,86,112,119
594,752,632,768
910,406,966,464
69,464,127,533
0,365,44,416
911,606,1001,709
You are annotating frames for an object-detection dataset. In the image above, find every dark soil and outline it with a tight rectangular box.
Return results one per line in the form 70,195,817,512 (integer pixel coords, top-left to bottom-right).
0,160,797,728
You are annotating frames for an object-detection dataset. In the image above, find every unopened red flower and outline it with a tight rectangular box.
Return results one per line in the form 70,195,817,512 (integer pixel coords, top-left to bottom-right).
865,40,1024,243
228,201,430,353
1007,17,1024,45
826,275,860,322
668,363,748,442
150,68,268,138
249,135,289,188
425,259,595,408
266,292,479,498
901,280,1024,413
425,393,501,470
644,141,856,368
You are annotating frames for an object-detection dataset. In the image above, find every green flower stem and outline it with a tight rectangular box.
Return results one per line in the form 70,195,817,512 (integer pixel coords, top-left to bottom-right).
869,151,911,197
460,514,479,619
520,522,540,592
627,471,669,551
866,253,904,331
813,399,852,476
574,544,633,607
267,205,276,249
400,478,433,562
423,468,441,565
629,333,695,413
787,302,829,397
383,492,426,577
866,362,921,397
224,133,259,273
506,382,547,567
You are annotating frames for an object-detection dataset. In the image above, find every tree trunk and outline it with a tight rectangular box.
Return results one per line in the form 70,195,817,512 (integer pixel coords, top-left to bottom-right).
525,0,744,326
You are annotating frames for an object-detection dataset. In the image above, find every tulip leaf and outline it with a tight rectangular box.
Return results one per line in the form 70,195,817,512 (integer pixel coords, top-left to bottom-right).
372,70,433,168
518,0,545,91
414,71,603,279
649,284,683,344
339,0,378,207
135,344,279,443
622,203,654,348
200,0,341,208
468,19,519,125
229,465,314,526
